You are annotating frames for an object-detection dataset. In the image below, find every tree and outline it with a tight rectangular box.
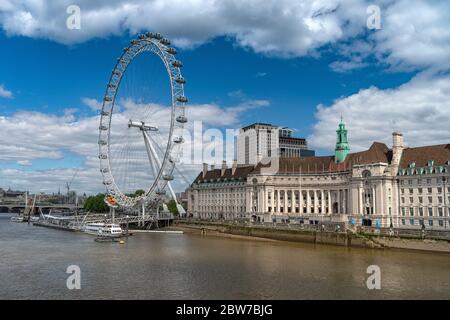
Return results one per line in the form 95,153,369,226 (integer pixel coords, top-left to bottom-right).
167,199,178,215
134,189,145,196
125,189,146,197
84,193,109,213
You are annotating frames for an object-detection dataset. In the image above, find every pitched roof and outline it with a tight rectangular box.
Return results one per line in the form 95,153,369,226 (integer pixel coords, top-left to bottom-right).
193,165,256,183
263,142,391,174
347,142,391,165
399,144,450,168
192,142,450,182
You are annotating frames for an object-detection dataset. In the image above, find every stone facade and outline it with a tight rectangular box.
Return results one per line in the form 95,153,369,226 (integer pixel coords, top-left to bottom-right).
187,123,450,230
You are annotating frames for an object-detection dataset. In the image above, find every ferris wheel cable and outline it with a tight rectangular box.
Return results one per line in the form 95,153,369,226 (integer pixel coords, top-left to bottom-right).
150,130,190,187
112,129,133,184
173,164,192,186
143,131,158,181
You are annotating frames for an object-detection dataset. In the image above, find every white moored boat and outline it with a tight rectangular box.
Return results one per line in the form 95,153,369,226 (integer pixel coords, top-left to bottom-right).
83,223,123,238
82,222,104,235
98,223,123,238
10,216,25,222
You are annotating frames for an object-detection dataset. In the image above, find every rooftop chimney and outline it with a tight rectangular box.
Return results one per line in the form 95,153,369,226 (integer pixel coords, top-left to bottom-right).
232,159,237,175
202,163,208,178
391,132,404,175
221,160,227,176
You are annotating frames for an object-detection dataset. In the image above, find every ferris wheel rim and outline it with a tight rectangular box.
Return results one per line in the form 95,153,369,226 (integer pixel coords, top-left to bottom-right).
97,33,187,208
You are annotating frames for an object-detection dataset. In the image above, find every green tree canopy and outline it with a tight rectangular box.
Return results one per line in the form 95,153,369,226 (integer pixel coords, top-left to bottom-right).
167,199,178,215
84,193,109,213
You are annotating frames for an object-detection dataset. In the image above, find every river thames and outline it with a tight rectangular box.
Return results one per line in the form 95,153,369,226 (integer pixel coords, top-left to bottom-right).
1,214,449,299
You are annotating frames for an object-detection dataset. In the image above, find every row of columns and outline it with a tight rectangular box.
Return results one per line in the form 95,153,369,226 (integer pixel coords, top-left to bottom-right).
250,188,349,215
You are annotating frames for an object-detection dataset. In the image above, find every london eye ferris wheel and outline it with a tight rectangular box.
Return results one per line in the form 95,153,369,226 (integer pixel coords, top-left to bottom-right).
98,32,187,211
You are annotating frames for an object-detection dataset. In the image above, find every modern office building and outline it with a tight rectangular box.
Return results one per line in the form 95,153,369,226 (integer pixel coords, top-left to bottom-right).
187,119,450,229
236,123,315,165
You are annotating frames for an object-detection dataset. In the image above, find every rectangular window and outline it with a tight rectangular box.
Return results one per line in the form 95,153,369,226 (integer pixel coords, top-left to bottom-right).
402,219,405,225
410,219,414,225
408,180,412,185
410,207,414,216
429,220,433,227
401,207,406,216
439,220,444,227
428,207,433,216
418,188,423,194
419,207,424,216
409,188,413,194
438,208,443,217
419,197,423,203
437,187,442,193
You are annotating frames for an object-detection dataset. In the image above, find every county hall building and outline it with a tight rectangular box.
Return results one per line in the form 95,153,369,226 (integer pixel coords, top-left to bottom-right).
186,120,450,230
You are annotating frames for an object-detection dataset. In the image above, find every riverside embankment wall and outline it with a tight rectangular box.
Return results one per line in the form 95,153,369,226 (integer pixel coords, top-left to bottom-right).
173,221,450,253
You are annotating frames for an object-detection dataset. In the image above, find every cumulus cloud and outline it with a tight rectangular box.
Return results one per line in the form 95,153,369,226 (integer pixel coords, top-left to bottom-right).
82,97,102,111
372,0,450,72
0,84,13,98
329,59,368,73
17,160,32,166
308,73,450,153
0,1,433,69
1,1,449,72
0,97,267,193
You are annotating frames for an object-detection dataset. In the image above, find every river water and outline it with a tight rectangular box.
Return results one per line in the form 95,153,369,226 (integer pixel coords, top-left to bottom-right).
0,214,449,299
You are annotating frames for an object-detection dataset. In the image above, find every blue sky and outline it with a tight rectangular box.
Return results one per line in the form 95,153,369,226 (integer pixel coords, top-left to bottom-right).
0,32,414,129
0,0,449,194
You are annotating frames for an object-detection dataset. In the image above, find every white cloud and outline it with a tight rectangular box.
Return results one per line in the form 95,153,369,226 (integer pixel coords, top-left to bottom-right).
1,1,449,72
82,97,102,111
372,0,450,72
329,59,368,73
0,97,267,193
309,72,450,153
1,0,365,57
0,84,13,98
17,160,32,166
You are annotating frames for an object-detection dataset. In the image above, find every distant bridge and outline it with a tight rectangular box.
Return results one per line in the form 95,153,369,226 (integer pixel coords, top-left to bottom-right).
0,203,80,214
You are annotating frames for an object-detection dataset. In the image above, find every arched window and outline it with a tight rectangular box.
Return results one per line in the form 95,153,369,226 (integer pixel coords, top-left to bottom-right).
362,170,371,178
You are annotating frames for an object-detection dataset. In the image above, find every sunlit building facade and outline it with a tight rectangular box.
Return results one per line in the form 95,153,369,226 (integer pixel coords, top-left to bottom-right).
187,120,450,229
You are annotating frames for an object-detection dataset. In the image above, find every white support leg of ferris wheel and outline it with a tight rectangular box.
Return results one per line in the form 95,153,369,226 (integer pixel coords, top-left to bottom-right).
142,131,159,225
142,130,186,216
